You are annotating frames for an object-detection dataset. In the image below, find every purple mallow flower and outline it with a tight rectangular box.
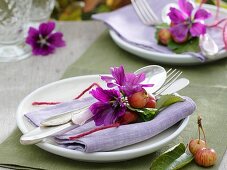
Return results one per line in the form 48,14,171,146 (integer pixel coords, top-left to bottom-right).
90,87,126,126
26,22,65,56
101,66,153,96
168,0,211,42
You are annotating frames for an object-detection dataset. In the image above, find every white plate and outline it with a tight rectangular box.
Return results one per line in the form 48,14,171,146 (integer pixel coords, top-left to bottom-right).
17,75,189,162
109,4,227,65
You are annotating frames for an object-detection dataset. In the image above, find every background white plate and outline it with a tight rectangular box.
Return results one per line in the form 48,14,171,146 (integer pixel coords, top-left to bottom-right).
109,4,227,65
17,75,189,162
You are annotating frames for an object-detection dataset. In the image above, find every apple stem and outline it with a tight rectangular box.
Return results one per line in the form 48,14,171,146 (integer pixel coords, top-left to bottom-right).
198,124,201,143
198,116,207,146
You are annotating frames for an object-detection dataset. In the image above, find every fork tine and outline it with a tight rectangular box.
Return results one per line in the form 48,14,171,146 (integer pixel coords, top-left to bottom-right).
133,0,153,25
164,69,179,85
136,0,155,24
131,0,150,25
166,68,172,74
154,71,182,96
140,0,159,23
150,68,173,93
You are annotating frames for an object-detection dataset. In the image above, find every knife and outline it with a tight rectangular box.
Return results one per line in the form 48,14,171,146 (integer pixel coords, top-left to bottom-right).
20,109,89,145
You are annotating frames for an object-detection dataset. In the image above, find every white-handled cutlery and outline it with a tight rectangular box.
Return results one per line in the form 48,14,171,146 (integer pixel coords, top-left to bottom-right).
20,66,189,145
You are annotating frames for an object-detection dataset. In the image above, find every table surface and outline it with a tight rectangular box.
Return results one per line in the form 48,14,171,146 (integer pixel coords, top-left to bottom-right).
0,21,226,170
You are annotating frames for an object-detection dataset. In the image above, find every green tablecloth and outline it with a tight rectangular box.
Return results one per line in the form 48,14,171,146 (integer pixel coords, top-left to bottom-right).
0,31,226,170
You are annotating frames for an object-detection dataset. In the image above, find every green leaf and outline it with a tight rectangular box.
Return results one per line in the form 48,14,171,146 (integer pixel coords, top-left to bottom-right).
150,143,194,170
167,37,200,54
95,4,111,13
156,95,185,110
168,153,194,170
127,105,158,121
155,23,169,29
139,108,158,121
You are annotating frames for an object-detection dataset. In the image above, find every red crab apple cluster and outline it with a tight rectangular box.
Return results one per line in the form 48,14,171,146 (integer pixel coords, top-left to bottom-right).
189,116,217,167
128,89,156,109
117,89,156,125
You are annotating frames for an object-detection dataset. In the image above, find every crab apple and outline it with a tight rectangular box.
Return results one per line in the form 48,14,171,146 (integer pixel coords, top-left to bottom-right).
145,94,156,108
195,148,217,167
128,90,149,108
189,139,206,155
157,28,172,45
170,22,175,27
118,110,138,125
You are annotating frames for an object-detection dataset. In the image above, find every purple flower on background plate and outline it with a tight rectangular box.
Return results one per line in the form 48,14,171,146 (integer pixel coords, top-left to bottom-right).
90,87,126,126
26,22,65,56
168,0,211,42
101,66,153,96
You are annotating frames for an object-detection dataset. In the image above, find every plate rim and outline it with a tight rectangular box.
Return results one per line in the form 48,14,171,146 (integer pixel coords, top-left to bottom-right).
16,75,189,162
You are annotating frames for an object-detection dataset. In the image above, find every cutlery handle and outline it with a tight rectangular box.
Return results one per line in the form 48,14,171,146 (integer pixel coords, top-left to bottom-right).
20,122,74,145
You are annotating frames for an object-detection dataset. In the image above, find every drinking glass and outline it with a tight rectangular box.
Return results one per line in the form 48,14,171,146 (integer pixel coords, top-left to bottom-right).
30,0,55,22
0,0,32,62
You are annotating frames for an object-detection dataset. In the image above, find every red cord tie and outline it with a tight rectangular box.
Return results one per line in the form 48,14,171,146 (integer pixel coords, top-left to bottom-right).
69,123,120,140
32,83,101,106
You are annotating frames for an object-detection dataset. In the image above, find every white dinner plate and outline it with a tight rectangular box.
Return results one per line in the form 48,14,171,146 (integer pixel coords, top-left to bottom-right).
17,75,189,162
109,4,227,65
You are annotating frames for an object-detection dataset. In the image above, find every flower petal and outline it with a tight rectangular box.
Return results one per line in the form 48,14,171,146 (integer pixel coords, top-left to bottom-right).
178,0,194,16
103,109,116,126
190,22,206,36
26,27,39,46
90,87,120,103
39,22,55,37
48,32,65,47
90,102,112,126
170,24,189,42
101,75,115,82
27,27,39,38
194,8,211,20
32,44,55,56
126,73,145,85
110,65,126,86
168,7,186,24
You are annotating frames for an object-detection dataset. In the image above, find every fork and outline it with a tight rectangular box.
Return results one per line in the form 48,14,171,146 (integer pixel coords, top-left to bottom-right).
131,0,160,26
154,68,183,96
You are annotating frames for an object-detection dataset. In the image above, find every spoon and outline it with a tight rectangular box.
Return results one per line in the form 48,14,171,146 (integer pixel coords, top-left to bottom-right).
199,34,219,59
134,65,167,94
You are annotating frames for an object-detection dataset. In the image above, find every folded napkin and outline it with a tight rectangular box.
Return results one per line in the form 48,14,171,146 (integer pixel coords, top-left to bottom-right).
25,96,196,153
92,0,225,61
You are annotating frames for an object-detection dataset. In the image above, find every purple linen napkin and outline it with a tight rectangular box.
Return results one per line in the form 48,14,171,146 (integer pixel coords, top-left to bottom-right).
25,96,196,152
92,0,225,62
